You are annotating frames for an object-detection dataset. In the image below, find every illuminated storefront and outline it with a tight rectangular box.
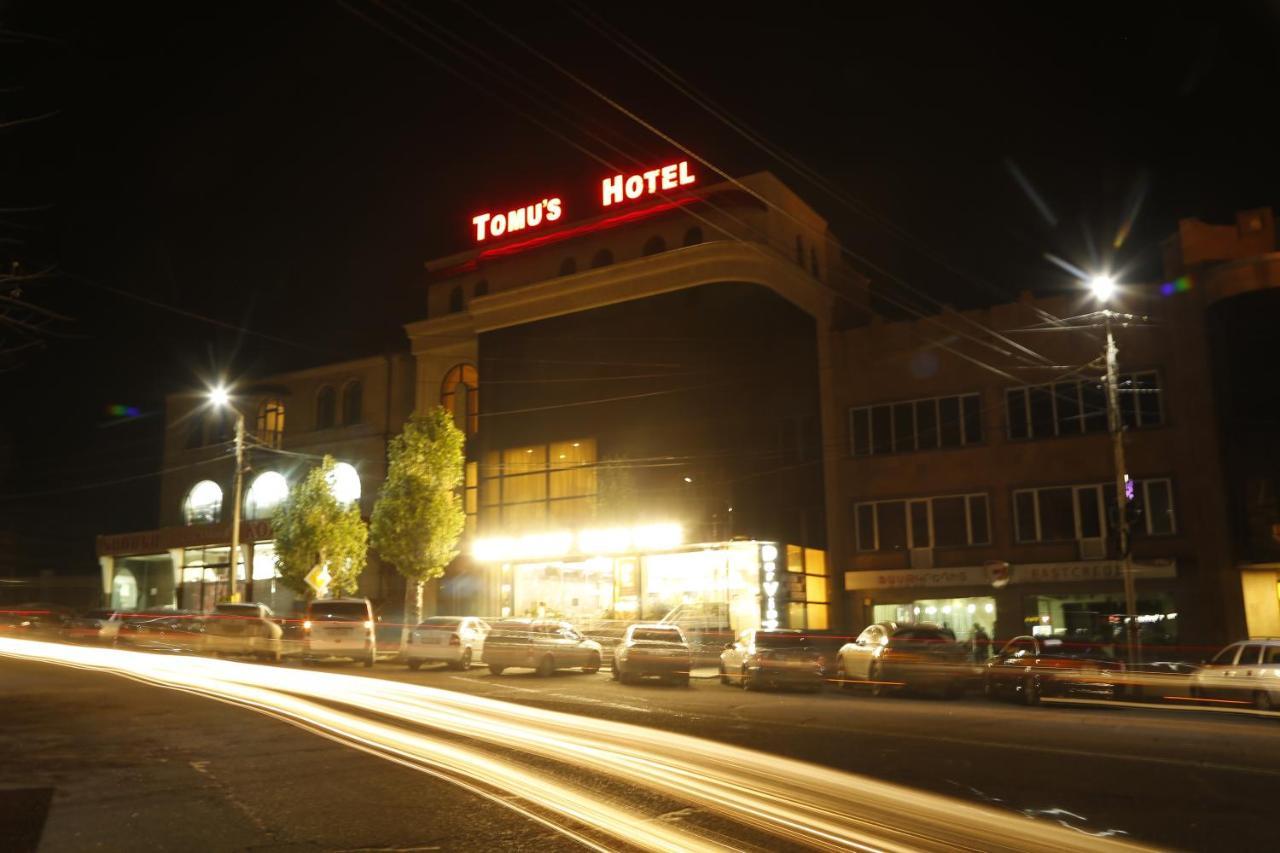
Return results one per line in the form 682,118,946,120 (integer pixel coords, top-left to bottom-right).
473,525,828,632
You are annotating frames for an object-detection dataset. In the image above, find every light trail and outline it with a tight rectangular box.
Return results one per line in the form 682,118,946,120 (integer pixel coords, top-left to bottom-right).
2,638,1152,852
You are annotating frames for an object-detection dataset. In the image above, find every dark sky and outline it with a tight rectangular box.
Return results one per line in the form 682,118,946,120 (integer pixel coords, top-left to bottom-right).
3,1,1278,573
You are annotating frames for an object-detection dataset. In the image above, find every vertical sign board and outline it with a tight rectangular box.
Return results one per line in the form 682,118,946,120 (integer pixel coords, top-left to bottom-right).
759,542,786,630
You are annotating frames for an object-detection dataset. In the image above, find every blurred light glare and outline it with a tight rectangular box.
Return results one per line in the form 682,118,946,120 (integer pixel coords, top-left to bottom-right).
1087,274,1116,301
326,462,362,505
209,385,231,407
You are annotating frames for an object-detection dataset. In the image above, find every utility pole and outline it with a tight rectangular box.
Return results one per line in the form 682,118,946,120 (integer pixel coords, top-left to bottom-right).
1102,309,1139,665
228,408,246,603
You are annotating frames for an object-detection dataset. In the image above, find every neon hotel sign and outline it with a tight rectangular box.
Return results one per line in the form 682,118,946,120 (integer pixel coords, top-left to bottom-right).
470,160,697,242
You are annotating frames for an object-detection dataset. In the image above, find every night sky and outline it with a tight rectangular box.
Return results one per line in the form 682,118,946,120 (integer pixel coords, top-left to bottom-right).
3,1,1278,574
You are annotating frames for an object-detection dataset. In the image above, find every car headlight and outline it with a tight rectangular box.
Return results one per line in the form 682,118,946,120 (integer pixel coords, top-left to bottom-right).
303,620,312,631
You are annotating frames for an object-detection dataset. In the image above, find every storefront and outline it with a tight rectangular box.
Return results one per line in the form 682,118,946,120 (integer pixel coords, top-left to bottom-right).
472,525,829,633
846,559,1179,646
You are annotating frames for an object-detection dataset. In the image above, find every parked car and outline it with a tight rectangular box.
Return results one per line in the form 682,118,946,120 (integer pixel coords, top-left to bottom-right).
0,611,37,635
303,598,377,666
836,623,970,698
720,628,825,692
1191,638,1280,710
61,609,124,644
985,635,1125,705
612,623,691,685
202,602,284,662
115,612,206,653
482,619,603,677
406,616,490,670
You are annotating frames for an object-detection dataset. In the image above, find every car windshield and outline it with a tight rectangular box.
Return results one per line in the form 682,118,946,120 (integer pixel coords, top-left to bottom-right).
632,628,683,643
309,602,368,621
418,618,462,628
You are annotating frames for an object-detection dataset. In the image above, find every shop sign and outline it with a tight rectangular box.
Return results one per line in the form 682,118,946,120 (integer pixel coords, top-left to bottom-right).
468,160,697,243
844,566,989,591
845,559,1177,591
97,520,274,556
760,543,782,630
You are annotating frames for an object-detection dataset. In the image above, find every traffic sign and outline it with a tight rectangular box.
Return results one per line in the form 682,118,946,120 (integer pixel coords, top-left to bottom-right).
305,563,331,596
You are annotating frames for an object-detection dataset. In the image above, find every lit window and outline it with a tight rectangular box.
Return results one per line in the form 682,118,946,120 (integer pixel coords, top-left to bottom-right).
341,380,363,426
183,480,223,525
315,386,336,430
327,462,361,505
256,399,285,449
245,471,288,519
440,363,479,436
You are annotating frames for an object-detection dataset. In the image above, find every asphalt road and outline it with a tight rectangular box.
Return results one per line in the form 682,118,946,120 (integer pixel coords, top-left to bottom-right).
3,644,1278,851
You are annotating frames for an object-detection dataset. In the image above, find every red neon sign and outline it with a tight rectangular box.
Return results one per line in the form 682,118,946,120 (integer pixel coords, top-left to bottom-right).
472,197,562,242
601,160,696,207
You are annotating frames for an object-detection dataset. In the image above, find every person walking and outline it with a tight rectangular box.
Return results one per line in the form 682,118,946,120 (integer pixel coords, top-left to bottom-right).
971,623,991,663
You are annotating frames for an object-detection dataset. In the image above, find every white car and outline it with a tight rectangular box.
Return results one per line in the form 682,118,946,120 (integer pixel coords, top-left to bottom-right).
1192,638,1280,711
304,597,377,667
202,602,284,663
406,616,490,670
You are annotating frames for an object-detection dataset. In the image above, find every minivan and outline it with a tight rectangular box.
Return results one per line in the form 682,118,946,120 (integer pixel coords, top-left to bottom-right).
304,597,377,667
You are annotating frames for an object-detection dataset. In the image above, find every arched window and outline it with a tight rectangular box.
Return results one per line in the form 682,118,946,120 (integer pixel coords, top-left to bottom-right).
474,279,489,298
256,398,285,449
315,386,336,430
559,257,578,276
183,480,223,525
326,461,361,505
682,226,703,247
341,380,363,426
795,235,804,265
245,471,288,520
641,235,666,256
590,248,613,269
810,246,820,279
440,363,479,436
449,285,465,313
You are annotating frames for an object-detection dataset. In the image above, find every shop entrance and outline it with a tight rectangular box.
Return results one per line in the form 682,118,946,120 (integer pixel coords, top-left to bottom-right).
872,596,997,644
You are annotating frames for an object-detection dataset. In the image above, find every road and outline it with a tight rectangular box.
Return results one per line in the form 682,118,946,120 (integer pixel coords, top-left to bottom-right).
3,639,1277,851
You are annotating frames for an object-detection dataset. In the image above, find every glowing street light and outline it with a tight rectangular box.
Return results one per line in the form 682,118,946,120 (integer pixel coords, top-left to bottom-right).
1087,273,1116,302
209,384,246,603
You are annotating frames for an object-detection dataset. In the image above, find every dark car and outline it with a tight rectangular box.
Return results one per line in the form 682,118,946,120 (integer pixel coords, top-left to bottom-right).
985,635,1125,705
836,624,971,698
115,612,206,653
720,628,825,692
61,609,123,644
612,623,692,685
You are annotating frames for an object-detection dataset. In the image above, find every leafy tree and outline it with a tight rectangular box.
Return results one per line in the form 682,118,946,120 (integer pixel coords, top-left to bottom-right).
273,455,367,598
370,407,466,648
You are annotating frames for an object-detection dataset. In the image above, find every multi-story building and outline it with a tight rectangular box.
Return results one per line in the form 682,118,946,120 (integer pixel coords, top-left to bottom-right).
96,353,415,615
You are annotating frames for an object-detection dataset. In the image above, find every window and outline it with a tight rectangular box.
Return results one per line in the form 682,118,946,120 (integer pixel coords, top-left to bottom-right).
855,493,990,550
256,398,285,448
641,235,666,256
184,419,203,450
326,461,361,505
590,248,613,268
474,279,489,298
341,380,363,426
315,386,336,430
449,285,465,313
480,439,597,531
244,471,288,520
1241,644,1263,665
440,363,479,436
682,226,702,246
1014,478,1177,542
1007,373,1161,439
850,393,982,455
559,257,578,276
183,480,223,525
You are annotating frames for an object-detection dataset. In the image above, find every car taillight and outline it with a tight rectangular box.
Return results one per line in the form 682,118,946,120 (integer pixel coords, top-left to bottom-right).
450,633,461,646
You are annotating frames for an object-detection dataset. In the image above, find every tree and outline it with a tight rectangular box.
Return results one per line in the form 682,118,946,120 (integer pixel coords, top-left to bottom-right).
273,455,368,598
369,407,466,649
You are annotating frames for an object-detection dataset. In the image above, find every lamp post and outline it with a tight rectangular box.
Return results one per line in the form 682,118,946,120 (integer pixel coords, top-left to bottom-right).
1088,275,1139,664
210,386,246,603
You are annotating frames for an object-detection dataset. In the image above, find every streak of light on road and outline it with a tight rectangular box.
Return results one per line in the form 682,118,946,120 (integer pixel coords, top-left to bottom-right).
1,638,1151,852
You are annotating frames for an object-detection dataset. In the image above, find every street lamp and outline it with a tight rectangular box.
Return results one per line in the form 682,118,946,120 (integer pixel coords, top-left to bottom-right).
1087,275,1139,664
209,384,246,603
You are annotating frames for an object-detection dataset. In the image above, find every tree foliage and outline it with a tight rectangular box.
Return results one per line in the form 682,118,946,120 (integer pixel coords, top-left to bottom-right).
272,455,367,597
370,407,466,585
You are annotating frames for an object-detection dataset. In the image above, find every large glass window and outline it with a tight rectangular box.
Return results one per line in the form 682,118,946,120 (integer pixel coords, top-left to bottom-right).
480,439,597,532
440,363,479,436
1014,478,1176,542
850,393,982,456
245,471,288,520
183,480,223,525
855,494,990,550
1007,373,1162,440
326,462,361,505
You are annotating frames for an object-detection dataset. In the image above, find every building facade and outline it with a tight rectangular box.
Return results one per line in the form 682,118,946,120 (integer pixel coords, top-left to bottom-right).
96,353,415,615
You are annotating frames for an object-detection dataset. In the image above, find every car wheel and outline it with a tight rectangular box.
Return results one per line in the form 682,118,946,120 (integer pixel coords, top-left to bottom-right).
363,654,375,668
488,664,506,676
869,662,888,697
944,679,964,700
407,659,422,671
719,665,730,686
836,661,851,691
582,652,601,675
535,655,555,678
453,649,472,671
1022,673,1041,706
984,675,998,700
1254,691,1274,712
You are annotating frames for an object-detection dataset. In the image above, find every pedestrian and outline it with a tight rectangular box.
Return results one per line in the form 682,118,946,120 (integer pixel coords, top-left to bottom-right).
971,623,991,663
